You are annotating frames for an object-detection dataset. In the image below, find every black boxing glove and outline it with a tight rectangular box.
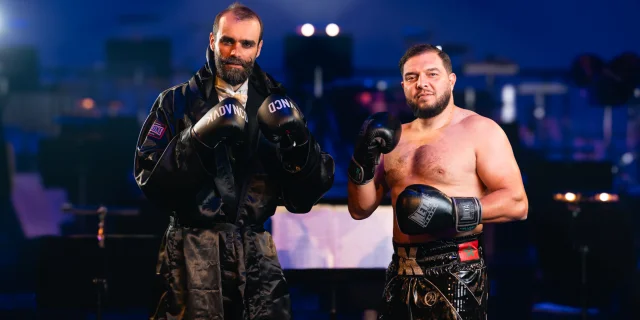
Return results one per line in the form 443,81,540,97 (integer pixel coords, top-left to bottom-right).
258,94,311,173
348,112,402,185
191,97,248,149
395,184,482,235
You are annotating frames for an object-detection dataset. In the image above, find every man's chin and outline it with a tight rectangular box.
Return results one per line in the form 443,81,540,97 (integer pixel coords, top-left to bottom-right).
221,71,249,85
411,104,446,119
416,105,436,113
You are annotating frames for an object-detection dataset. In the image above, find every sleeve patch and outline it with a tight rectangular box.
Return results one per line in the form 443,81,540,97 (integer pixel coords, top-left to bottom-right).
148,120,167,139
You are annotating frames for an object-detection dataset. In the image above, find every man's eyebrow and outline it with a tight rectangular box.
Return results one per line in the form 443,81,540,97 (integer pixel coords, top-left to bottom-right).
220,35,256,45
404,68,441,77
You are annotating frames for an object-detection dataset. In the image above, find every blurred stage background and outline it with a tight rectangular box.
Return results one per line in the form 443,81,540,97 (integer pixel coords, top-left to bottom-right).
0,0,638,319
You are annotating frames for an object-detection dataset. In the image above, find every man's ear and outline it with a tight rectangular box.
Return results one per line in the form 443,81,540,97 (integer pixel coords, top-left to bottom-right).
449,72,457,91
209,32,215,51
256,40,263,58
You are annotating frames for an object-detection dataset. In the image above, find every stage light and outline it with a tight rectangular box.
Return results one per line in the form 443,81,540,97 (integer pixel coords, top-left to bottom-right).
518,82,567,121
80,98,95,110
300,23,314,37
621,152,634,165
564,192,577,202
376,80,388,91
325,23,339,37
594,192,619,202
554,191,619,203
554,192,580,203
358,92,373,105
500,84,516,124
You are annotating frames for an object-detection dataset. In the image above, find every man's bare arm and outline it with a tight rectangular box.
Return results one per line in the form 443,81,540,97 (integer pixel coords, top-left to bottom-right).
347,156,387,220
474,117,528,223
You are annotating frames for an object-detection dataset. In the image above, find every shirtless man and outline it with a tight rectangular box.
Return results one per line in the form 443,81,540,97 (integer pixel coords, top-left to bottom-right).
347,44,528,320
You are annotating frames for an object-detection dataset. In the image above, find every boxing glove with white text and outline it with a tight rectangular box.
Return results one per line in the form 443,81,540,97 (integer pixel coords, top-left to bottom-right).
395,184,482,235
191,97,248,149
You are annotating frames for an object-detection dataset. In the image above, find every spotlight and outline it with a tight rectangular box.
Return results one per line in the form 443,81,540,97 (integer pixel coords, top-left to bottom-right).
300,23,315,37
376,80,388,91
533,107,545,119
621,152,634,165
80,98,95,110
564,192,577,202
594,193,619,202
598,193,610,202
554,191,619,203
500,84,516,124
554,192,581,203
325,23,339,37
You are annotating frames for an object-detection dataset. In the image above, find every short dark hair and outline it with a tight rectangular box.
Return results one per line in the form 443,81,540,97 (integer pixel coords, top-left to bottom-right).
212,2,264,42
399,44,452,76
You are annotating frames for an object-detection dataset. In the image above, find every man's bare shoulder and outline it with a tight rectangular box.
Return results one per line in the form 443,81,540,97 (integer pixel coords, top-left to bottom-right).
398,122,413,138
458,109,503,135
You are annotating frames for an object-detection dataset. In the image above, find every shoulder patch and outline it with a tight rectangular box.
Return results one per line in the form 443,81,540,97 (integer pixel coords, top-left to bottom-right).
148,120,167,139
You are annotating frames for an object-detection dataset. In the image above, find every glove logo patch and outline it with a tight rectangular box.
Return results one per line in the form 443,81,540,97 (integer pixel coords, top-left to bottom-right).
408,194,438,228
148,120,167,139
209,103,249,123
267,98,296,113
453,197,481,231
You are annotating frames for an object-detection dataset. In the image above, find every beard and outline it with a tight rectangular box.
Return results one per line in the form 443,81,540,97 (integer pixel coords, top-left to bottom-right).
215,54,255,86
407,89,451,119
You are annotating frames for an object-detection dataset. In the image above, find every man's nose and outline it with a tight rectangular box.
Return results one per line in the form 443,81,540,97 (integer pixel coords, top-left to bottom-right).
230,43,242,56
416,76,429,88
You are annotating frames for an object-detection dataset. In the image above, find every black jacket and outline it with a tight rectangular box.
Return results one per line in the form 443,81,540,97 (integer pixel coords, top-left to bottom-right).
134,49,335,319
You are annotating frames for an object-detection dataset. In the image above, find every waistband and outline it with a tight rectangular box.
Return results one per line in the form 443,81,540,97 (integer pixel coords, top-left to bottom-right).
392,233,484,272
169,215,265,232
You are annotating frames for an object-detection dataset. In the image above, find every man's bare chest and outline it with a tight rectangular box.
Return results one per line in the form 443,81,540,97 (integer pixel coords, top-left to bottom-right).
384,137,476,187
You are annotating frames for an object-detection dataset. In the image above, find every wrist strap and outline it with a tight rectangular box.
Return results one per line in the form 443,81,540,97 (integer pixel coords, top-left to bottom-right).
452,197,482,232
348,157,372,185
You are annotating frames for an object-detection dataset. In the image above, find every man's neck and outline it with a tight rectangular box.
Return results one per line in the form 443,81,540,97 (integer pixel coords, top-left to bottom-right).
411,104,457,132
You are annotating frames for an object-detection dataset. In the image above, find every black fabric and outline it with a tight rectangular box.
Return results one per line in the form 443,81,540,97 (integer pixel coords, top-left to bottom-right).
152,219,291,320
134,49,334,319
378,233,489,320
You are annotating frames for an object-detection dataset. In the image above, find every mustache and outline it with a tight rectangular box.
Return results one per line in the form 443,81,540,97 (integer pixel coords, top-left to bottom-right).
221,56,250,67
416,90,435,95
